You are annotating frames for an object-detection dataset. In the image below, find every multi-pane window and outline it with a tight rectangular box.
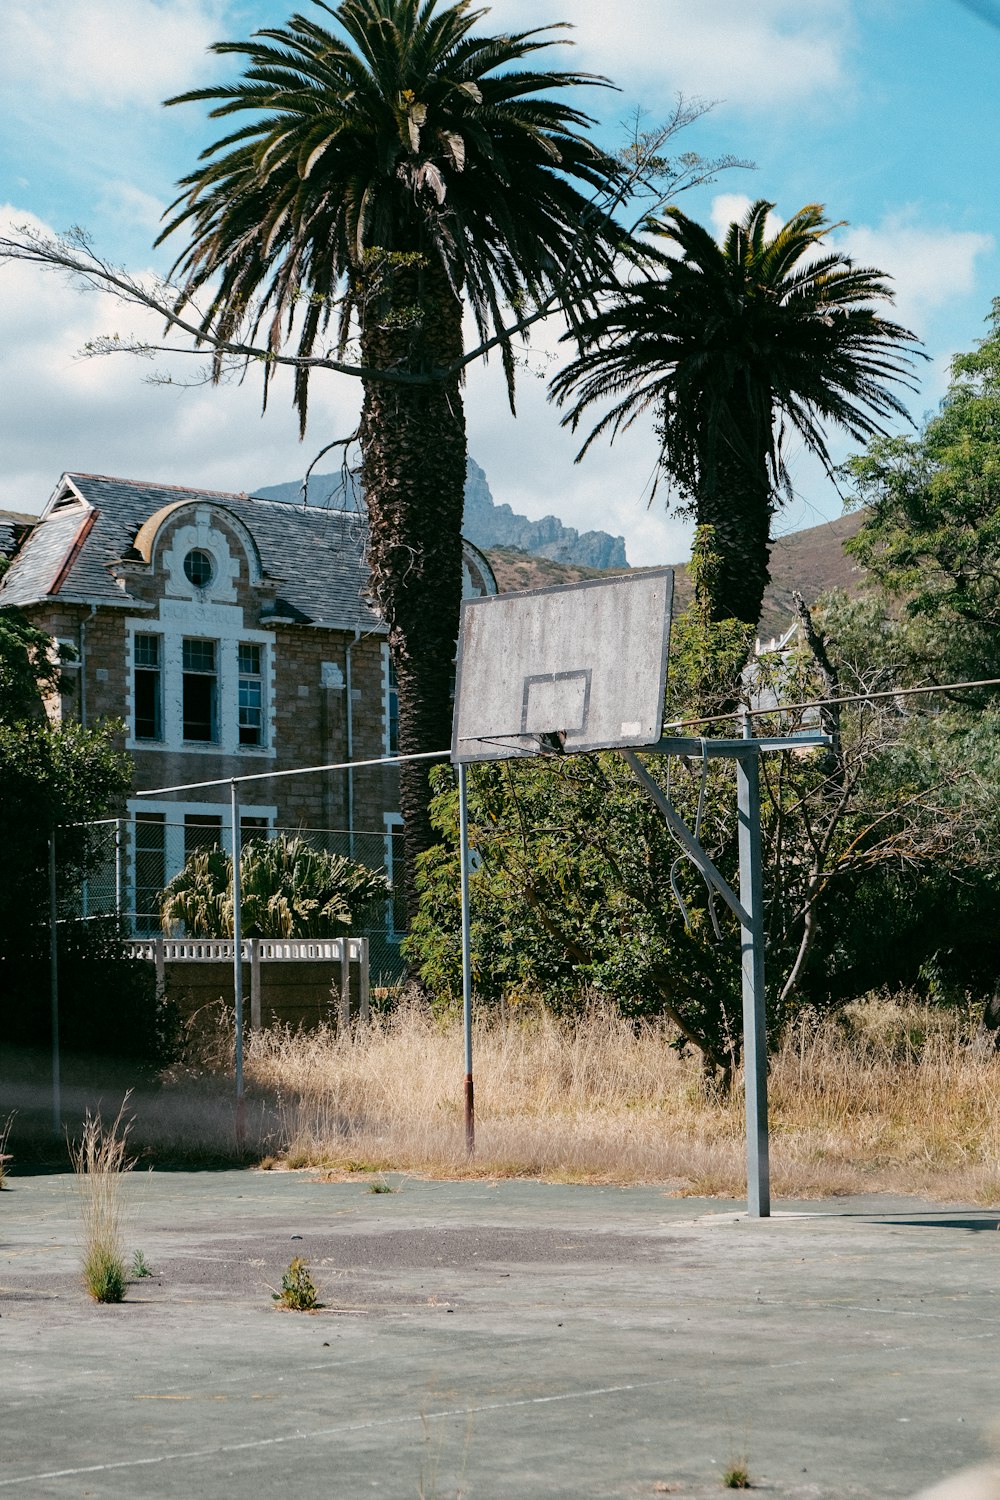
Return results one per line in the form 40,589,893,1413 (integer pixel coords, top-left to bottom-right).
182,638,218,742
238,642,264,746
133,634,162,741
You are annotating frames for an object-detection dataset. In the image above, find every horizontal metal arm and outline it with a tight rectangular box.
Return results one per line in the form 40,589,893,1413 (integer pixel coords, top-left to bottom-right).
649,733,832,758
620,749,751,928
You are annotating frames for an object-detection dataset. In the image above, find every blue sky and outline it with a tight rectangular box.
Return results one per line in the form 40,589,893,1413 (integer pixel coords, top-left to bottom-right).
2,0,1000,564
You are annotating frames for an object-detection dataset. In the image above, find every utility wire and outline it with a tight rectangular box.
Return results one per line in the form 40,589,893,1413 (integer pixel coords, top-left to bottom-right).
664,675,1000,734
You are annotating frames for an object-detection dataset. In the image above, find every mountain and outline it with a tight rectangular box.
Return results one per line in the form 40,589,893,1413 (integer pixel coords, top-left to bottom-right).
485,509,868,640
252,463,865,634
461,459,628,568
253,458,629,570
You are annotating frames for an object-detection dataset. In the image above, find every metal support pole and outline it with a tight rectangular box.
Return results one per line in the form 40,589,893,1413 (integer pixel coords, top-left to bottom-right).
458,763,475,1156
736,720,770,1218
359,938,370,1025
48,832,61,1138
250,939,261,1031
114,817,124,921
230,782,244,1100
339,940,351,1031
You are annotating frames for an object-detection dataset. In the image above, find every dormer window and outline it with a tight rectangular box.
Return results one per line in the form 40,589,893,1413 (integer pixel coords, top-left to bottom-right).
183,548,215,589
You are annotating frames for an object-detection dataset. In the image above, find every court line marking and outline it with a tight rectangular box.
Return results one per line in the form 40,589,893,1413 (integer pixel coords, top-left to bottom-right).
0,1377,681,1487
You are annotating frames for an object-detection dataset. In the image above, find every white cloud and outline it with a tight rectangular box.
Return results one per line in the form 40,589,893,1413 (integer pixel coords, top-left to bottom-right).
710,193,756,240
0,205,688,566
0,207,362,516
95,182,168,235
1,0,224,109
493,0,855,111
839,214,994,328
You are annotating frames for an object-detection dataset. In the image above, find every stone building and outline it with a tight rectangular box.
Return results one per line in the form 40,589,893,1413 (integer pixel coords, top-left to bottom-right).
0,472,496,936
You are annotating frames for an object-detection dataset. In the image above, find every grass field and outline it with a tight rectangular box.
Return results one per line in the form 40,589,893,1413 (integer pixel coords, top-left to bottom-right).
240,998,1000,1203
7,998,1000,1202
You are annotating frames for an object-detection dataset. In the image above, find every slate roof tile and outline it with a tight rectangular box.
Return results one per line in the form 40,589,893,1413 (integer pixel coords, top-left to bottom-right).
0,473,385,630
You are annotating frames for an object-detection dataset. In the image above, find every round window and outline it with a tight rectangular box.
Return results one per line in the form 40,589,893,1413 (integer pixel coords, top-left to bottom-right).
184,549,214,588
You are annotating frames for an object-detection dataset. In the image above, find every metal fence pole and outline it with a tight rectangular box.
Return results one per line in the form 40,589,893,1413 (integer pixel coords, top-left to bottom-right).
736,723,770,1218
339,939,351,1031
48,832,61,1137
114,817,124,921
230,781,244,1100
359,937,370,1025
250,939,261,1031
458,763,475,1156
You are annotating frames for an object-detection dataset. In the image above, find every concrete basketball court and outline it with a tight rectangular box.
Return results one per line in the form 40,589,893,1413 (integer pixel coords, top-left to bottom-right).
3,1170,1000,1498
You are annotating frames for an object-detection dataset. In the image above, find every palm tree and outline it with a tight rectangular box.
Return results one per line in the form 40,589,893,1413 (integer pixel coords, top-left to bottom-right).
553,200,920,626
160,834,390,938
158,0,627,917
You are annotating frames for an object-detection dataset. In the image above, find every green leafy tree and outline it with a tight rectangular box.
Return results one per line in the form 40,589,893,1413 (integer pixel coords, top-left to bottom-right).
846,296,1000,685
157,0,632,915
553,199,919,626
161,833,390,938
0,609,61,724
0,716,170,1062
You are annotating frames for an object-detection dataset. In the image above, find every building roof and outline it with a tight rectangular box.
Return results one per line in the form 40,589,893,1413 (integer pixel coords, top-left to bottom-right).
0,473,488,631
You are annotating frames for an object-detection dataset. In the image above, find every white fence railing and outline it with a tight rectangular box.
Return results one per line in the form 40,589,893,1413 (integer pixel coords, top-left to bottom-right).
123,935,370,1027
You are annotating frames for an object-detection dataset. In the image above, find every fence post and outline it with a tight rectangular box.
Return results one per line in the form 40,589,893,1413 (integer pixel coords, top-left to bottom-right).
230,781,244,1100
339,938,351,1031
359,938,370,1024
458,763,475,1157
250,939,261,1031
154,938,166,1006
114,817,124,921
48,832,61,1138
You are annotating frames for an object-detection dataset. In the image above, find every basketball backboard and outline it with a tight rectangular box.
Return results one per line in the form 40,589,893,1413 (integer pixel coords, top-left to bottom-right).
451,569,673,763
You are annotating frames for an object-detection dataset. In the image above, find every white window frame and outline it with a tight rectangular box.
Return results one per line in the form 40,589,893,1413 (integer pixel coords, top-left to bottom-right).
381,642,399,758
125,607,276,757
383,811,404,942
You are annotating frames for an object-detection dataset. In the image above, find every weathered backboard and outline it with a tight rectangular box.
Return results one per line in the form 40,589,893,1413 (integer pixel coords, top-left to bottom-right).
451,569,673,763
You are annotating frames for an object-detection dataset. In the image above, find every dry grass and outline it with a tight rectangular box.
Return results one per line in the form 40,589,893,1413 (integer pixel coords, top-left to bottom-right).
240,998,1000,1202
70,1096,136,1302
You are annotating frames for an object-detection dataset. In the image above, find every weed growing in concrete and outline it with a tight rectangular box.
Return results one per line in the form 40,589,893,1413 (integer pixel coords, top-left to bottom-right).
272,1257,318,1310
131,1249,152,1278
368,1176,395,1194
722,1458,752,1488
70,1096,135,1304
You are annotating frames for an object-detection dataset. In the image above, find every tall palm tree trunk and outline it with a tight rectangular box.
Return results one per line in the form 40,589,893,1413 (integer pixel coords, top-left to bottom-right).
696,456,774,627
358,256,467,919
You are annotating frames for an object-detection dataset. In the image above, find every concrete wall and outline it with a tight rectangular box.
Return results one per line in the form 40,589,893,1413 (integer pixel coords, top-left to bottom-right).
163,958,366,1034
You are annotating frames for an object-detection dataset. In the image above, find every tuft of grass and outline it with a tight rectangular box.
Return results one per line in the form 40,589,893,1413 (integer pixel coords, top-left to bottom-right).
70,1096,135,1304
272,1256,319,1311
83,1246,128,1304
722,1458,752,1489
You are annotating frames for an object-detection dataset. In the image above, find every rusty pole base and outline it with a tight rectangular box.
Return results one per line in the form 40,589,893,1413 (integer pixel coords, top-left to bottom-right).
464,1073,475,1158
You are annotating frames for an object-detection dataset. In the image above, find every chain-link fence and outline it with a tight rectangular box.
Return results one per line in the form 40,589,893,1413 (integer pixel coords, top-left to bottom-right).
73,815,407,989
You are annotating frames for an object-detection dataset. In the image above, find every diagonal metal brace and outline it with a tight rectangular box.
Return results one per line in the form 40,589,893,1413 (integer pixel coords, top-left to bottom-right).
620,749,751,928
